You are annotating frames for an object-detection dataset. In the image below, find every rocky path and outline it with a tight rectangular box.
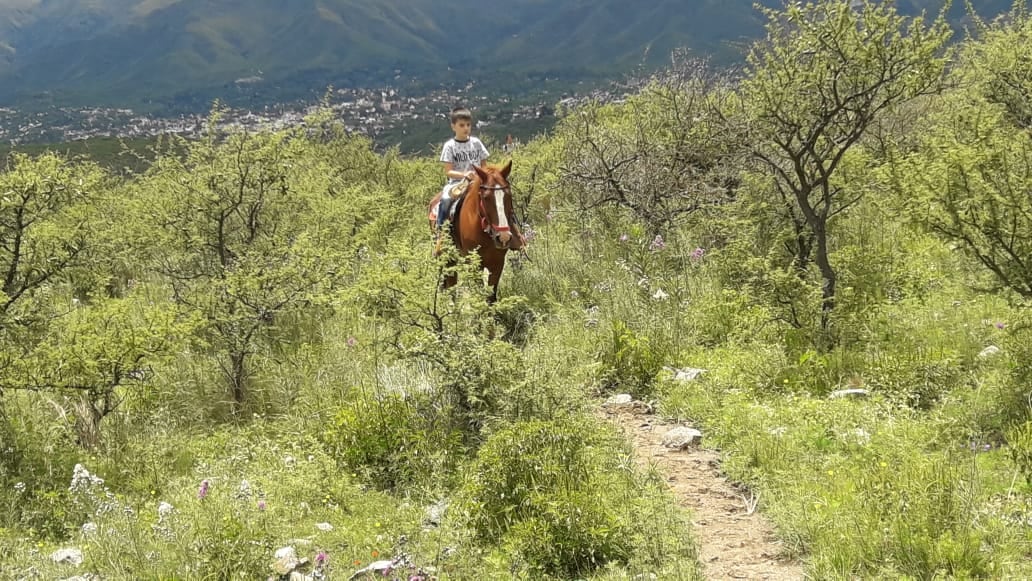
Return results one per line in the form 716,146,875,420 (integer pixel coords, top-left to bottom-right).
601,400,805,580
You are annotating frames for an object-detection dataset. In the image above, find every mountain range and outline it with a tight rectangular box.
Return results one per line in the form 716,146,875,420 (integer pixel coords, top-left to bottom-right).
0,0,1018,109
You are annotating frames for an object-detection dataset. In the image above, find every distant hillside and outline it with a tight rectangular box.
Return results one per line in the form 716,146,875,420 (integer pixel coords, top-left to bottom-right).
0,0,1019,109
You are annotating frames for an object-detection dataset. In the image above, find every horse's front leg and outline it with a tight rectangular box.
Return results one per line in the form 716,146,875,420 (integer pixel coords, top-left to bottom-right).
441,259,459,290
485,251,506,303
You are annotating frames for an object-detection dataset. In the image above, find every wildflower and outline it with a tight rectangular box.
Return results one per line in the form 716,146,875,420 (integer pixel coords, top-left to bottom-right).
372,550,380,558
14,482,25,493
996,322,1007,329
545,211,554,222
157,502,174,520
690,247,705,261
81,522,98,535
70,464,105,493
316,522,334,532
198,479,210,500
652,289,669,301
523,226,536,243
619,233,629,243
237,479,251,498
315,551,328,566
346,337,358,348
258,500,267,511
649,235,666,251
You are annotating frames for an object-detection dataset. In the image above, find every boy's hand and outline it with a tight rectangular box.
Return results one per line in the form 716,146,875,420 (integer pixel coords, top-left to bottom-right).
464,171,476,180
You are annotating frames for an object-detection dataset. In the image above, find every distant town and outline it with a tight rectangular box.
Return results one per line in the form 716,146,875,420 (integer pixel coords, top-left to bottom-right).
0,82,629,148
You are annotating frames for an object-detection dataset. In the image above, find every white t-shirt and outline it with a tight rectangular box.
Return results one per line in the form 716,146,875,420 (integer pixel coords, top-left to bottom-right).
440,137,489,190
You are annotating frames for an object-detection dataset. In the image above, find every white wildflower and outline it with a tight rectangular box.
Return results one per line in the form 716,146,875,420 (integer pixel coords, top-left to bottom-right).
81,522,98,535
157,502,174,520
315,522,334,532
652,288,669,301
69,464,105,493
14,482,25,493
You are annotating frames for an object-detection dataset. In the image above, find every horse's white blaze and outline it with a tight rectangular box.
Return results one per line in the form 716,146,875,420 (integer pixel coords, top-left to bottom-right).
494,188,508,230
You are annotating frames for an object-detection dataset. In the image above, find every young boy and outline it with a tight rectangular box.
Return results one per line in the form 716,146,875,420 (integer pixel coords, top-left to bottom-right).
436,106,489,233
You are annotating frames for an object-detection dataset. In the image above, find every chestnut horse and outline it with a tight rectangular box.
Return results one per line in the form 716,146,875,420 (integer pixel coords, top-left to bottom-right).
428,161,523,302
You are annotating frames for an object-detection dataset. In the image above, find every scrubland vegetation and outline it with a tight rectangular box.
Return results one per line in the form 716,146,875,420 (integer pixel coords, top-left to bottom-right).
4,2,1032,579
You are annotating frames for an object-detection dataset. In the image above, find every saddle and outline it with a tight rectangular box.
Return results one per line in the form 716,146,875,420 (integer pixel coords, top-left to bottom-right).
427,179,471,224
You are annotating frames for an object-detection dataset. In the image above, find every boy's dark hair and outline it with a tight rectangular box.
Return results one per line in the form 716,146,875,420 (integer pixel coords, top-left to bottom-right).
450,107,473,124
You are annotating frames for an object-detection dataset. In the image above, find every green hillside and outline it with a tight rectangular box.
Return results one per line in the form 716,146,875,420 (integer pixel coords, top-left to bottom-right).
0,0,1020,108
6,2,1032,579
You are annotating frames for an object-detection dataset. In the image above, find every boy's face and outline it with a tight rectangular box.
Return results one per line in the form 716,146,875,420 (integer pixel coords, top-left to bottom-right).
451,119,472,139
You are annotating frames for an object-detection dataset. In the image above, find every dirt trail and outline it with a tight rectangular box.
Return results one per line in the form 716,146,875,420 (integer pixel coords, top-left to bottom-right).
602,405,805,581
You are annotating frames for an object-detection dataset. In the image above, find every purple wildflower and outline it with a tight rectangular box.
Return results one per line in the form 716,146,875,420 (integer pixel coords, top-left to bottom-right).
315,551,328,566
198,479,210,500
545,211,554,222
346,336,358,348
257,500,266,511
619,234,629,243
996,322,1007,330
690,247,706,261
649,235,666,252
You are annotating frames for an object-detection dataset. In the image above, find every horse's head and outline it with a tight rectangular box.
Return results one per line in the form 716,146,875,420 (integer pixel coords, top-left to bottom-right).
473,160,515,249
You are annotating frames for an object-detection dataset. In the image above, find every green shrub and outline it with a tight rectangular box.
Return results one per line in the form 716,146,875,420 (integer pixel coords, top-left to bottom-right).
456,417,697,578
323,389,462,491
597,320,665,397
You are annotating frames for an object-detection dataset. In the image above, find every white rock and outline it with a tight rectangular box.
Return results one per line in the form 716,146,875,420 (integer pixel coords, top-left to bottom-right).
349,560,395,579
51,548,84,566
979,345,1002,358
272,546,300,575
603,394,635,407
315,522,334,532
670,367,706,382
662,427,703,449
274,547,297,560
829,389,870,399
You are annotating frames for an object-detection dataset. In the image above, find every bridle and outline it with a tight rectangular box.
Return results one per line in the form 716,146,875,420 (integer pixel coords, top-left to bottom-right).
477,178,511,237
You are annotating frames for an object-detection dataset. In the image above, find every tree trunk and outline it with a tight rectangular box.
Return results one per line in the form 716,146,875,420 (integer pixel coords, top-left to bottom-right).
813,222,837,337
229,350,247,409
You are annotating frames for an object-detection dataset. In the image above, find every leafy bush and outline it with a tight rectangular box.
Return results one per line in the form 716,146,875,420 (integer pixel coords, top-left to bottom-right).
597,320,665,397
323,388,462,491
456,417,696,578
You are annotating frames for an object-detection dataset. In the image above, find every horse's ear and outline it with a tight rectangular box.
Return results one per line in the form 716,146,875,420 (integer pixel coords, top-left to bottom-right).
473,165,489,182
500,159,512,179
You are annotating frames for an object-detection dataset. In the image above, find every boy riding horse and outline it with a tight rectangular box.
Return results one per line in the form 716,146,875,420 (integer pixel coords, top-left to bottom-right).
431,107,524,255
